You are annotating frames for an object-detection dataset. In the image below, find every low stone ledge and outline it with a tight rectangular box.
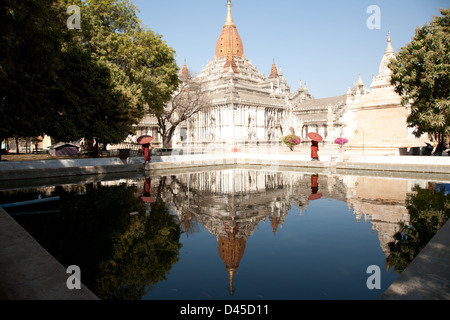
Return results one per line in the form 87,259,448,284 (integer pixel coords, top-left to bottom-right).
1,154,450,181
0,158,125,171
337,162,450,174
381,219,450,300
0,164,143,181
0,207,98,300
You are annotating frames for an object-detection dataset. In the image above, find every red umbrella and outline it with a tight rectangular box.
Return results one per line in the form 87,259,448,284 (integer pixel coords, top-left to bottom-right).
141,196,155,204
308,132,323,142
308,193,323,201
137,135,153,145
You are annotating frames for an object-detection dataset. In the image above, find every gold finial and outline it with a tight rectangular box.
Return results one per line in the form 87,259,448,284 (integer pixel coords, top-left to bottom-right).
225,0,235,27
228,267,236,295
385,30,394,53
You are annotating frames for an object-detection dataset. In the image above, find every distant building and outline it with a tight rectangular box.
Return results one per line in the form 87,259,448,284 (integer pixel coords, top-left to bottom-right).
344,34,427,153
4,135,52,154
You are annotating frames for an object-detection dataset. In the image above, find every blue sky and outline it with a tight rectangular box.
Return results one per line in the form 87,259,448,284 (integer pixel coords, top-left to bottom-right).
131,0,449,99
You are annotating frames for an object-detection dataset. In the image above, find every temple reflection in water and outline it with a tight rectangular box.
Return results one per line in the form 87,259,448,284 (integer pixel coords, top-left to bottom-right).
137,168,427,295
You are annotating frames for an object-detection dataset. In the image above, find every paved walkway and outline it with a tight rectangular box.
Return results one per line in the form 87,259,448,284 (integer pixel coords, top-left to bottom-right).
0,147,449,300
1,146,450,181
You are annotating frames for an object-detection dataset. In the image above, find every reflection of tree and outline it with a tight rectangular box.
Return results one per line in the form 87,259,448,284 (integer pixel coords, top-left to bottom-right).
14,184,182,300
387,185,450,272
158,175,203,237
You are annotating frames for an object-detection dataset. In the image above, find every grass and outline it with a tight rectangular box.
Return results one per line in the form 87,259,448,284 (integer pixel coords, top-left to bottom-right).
1,149,137,161
1,153,77,162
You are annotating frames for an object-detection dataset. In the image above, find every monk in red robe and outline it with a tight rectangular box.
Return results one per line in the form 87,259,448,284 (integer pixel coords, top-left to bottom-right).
143,177,151,196
142,143,153,163
311,174,319,194
311,140,319,161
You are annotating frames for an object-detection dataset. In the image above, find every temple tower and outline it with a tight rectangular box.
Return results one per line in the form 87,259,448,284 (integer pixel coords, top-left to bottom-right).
215,0,245,59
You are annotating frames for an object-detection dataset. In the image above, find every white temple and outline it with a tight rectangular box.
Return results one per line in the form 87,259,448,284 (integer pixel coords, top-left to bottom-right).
129,0,425,155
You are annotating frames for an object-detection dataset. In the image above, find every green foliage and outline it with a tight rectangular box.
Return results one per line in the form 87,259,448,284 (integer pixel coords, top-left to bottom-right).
75,0,180,116
0,0,179,145
389,8,450,137
0,0,67,141
387,185,450,272
12,183,182,300
62,185,182,300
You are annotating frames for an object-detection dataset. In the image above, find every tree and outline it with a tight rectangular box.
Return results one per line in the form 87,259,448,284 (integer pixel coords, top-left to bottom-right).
156,75,211,148
75,0,180,134
389,8,450,141
386,185,449,272
49,0,180,148
0,0,179,157
46,41,139,146
0,0,68,146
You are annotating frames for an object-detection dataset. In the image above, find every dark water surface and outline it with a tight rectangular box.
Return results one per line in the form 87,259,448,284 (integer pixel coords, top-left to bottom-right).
1,168,449,300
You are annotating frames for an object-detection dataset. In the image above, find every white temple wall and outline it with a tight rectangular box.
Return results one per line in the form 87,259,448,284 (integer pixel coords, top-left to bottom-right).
185,103,287,145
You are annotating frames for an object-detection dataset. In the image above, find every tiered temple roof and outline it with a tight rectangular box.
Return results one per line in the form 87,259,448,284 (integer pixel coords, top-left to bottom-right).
215,0,245,59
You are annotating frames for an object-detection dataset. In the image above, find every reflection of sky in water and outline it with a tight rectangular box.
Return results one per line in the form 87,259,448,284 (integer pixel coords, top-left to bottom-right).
148,197,397,300
435,184,450,195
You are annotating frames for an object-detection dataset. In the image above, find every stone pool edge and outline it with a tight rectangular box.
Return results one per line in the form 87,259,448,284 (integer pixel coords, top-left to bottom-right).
0,206,99,300
1,153,450,181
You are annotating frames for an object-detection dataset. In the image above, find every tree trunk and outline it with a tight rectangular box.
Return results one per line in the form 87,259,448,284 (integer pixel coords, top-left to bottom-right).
162,125,178,149
163,136,172,149
93,139,99,158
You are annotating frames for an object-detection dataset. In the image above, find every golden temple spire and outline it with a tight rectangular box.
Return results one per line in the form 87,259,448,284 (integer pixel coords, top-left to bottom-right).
225,0,235,27
215,0,244,59
268,58,278,79
181,59,190,79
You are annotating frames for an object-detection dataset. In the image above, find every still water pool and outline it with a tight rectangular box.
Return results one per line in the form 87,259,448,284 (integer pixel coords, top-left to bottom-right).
1,167,449,300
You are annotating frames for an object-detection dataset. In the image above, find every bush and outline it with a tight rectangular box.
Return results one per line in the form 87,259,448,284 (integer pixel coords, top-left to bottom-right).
334,138,348,145
283,134,301,151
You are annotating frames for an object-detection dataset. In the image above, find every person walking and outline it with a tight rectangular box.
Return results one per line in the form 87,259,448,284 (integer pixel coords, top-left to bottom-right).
142,142,153,164
310,140,319,161
137,135,154,164
308,132,322,161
